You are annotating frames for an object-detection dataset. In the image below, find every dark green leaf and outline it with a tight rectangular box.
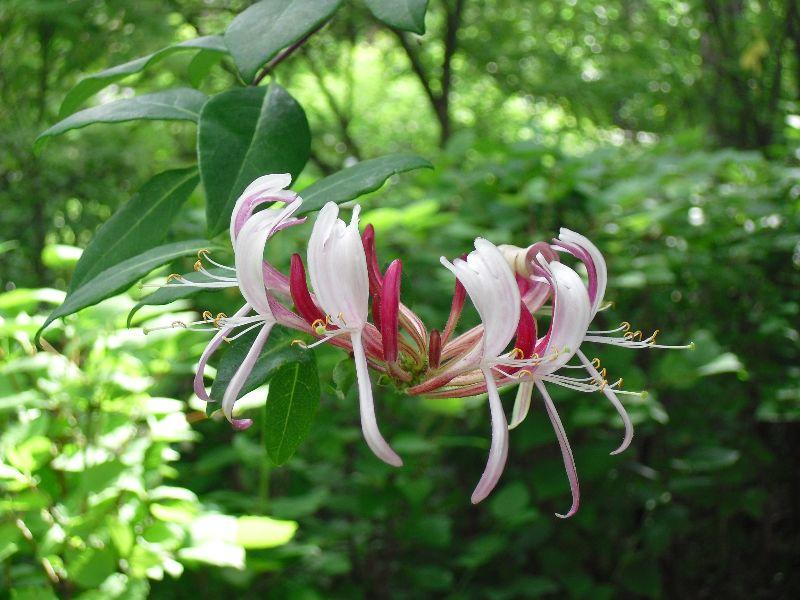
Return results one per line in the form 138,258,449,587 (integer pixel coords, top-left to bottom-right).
264,359,320,465
364,0,428,35
199,85,310,236
59,36,227,118
224,0,343,82
127,267,228,327
36,240,209,343
297,153,432,215
39,88,207,141
208,329,311,415
70,168,199,292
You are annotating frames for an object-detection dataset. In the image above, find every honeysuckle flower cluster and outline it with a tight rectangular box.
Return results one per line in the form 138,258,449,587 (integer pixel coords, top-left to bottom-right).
151,174,691,515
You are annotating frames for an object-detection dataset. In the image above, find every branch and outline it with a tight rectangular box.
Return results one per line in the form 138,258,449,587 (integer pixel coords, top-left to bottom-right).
390,27,440,109
304,50,363,160
252,18,331,85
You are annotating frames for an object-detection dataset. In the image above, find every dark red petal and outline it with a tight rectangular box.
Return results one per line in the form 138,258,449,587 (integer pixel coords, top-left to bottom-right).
361,223,383,295
381,259,402,363
289,253,325,325
514,303,537,358
428,329,442,369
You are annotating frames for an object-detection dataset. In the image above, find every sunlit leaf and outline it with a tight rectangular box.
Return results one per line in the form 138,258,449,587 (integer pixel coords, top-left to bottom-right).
235,516,298,549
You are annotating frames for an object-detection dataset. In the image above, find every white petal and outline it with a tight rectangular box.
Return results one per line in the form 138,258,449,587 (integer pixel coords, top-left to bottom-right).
536,260,591,375
229,173,293,242
576,349,633,454
558,228,607,318
535,380,580,518
222,322,273,424
471,367,510,503
307,202,369,327
509,379,533,430
351,331,403,467
440,239,520,360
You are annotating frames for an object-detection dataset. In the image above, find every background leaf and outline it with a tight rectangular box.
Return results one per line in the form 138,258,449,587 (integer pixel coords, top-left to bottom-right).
364,0,428,35
37,240,209,342
69,168,198,291
59,36,227,118
297,153,432,215
224,0,343,82
264,359,321,465
208,329,311,412
39,88,207,141
199,85,310,236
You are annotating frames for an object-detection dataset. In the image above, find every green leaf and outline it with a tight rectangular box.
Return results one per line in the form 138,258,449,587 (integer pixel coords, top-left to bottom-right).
364,0,428,35
264,359,320,465
199,85,310,236
127,267,228,327
70,168,199,292
208,329,310,414
297,153,432,216
36,240,209,343
188,50,225,88
39,88,207,142
59,36,227,118
224,0,343,82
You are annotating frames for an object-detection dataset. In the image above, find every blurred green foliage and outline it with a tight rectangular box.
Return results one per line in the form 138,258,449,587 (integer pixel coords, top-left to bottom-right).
2,0,799,598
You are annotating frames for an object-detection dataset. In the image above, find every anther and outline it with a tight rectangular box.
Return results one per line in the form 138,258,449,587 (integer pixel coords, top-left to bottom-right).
620,321,631,332
591,357,601,368
197,248,210,259
291,339,308,348
599,368,607,379
202,310,213,322
194,260,203,272
172,321,187,329
166,273,183,283
213,312,227,328
511,347,524,360
517,369,533,379
338,312,347,326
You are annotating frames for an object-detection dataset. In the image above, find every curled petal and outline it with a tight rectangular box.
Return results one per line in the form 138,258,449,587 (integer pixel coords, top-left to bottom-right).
554,229,607,317
381,259,402,363
535,380,580,518
371,293,382,331
290,253,325,325
222,322,274,430
230,173,295,242
471,367,510,504
194,303,251,401
441,239,520,359
509,379,533,430
576,349,633,455
351,331,403,467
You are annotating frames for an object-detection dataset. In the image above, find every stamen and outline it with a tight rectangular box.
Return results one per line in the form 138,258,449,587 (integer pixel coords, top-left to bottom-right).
591,357,601,368
194,260,203,272
213,312,228,328
166,273,183,283
202,310,213,322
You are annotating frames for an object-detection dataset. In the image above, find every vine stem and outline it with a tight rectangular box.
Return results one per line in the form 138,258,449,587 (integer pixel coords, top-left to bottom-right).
252,18,332,85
